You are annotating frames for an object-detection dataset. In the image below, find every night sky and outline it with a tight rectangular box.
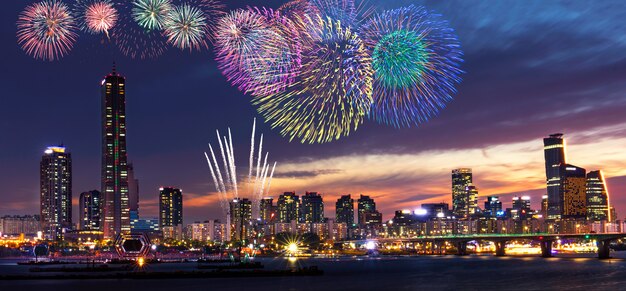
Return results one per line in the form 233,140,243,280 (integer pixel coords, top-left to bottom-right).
1,0,625,224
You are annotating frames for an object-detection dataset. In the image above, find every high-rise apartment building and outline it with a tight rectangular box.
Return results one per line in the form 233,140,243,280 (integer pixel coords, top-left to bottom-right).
586,170,610,222
260,197,277,223
101,66,130,239
543,134,566,219
541,195,548,218
465,185,478,215
452,168,473,217
277,192,300,223
79,190,101,230
159,187,183,229
40,146,72,240
484,196,502,217
335,195,354,226
301,192,324,223
230,198,252,241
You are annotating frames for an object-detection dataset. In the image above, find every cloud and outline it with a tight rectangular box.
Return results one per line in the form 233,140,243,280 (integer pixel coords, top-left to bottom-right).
274,169,344,179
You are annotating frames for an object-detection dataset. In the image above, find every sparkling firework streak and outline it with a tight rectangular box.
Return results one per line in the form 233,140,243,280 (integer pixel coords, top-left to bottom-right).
214,8,301,96
16,0,78,61
204,119,277,225
73,0,118,37
163,4,209,51
253,15,373,144
131,0,172,30
361,5,463,127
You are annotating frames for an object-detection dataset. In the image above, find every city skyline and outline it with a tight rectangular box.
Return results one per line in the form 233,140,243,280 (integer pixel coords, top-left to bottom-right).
1,0,626,225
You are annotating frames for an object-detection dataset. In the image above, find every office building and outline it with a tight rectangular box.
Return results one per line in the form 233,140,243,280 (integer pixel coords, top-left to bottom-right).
277,192,300,223
484,196,502,217
543,133,566,219
0,215,40,236
335,195,354,226
101,66,130,239
40,146,72,240
466,185,479,215
301,192,324,223
541,195,548,218
452,168,473,217
159,187,183,229
357,195,376,226
562,165,587,219
79,190,101,230
586,170,610,222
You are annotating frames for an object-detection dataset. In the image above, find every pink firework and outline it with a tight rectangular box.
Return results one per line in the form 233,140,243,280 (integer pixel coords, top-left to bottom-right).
84,1,118,35
16,0,78,61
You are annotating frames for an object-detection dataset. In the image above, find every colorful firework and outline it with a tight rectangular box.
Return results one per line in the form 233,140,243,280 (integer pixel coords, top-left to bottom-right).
184,0,226,43
112,1,168,59
16,0,78,61
131,0,172,30
163,4,208,50
361,5,463,127
74,0,118,36
252,15,373,144
214,8,301,96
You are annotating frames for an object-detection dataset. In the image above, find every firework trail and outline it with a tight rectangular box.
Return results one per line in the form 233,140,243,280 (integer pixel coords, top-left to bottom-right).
252,15,373,144
17,0,78,61
204,119,277,228
361,5,463,127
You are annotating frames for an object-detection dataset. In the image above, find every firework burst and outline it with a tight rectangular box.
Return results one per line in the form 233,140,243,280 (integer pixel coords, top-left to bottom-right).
112,0,168,59
16,0,78,61
74,0,118,36
131,0,172,30
163,4,208,50
214,8,301,96
361,5,463,127
253,15,373,144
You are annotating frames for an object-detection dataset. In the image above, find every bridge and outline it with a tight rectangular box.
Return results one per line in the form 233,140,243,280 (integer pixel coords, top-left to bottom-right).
347,233,626,259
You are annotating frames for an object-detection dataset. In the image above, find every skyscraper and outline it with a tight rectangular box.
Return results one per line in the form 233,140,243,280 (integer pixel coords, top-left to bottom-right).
452,168,472,217
584,170,609,222
101,66,130,239
562,165,587,219
79,190,101,230
230,198,252,241
40,146,72,240
335,195,354,226
128,163,139,219
543,133,566,219
541,195,548,218
159,187,183,229
512,196,531,219
301,192,324,223
357,195,376,226
277,192,300,223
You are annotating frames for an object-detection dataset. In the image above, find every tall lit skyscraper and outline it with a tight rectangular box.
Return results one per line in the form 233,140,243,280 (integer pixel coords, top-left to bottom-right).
159,187,183,229
562,165,587,219
101,65,130,239
40,146,72,240
335,195,354,226
277,192,300,223
79,190,101,230
128,163,139,219
357,195,376,226
301,192,324,223
465,185,478,215
230,198,252,241
586,170,610,222
452,168,472,217
543,133,566,219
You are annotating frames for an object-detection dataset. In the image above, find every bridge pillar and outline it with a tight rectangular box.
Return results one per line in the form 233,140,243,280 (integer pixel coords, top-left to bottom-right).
597,240,611,260
494,241,506,256
540,240,553,258
455,241,468,256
